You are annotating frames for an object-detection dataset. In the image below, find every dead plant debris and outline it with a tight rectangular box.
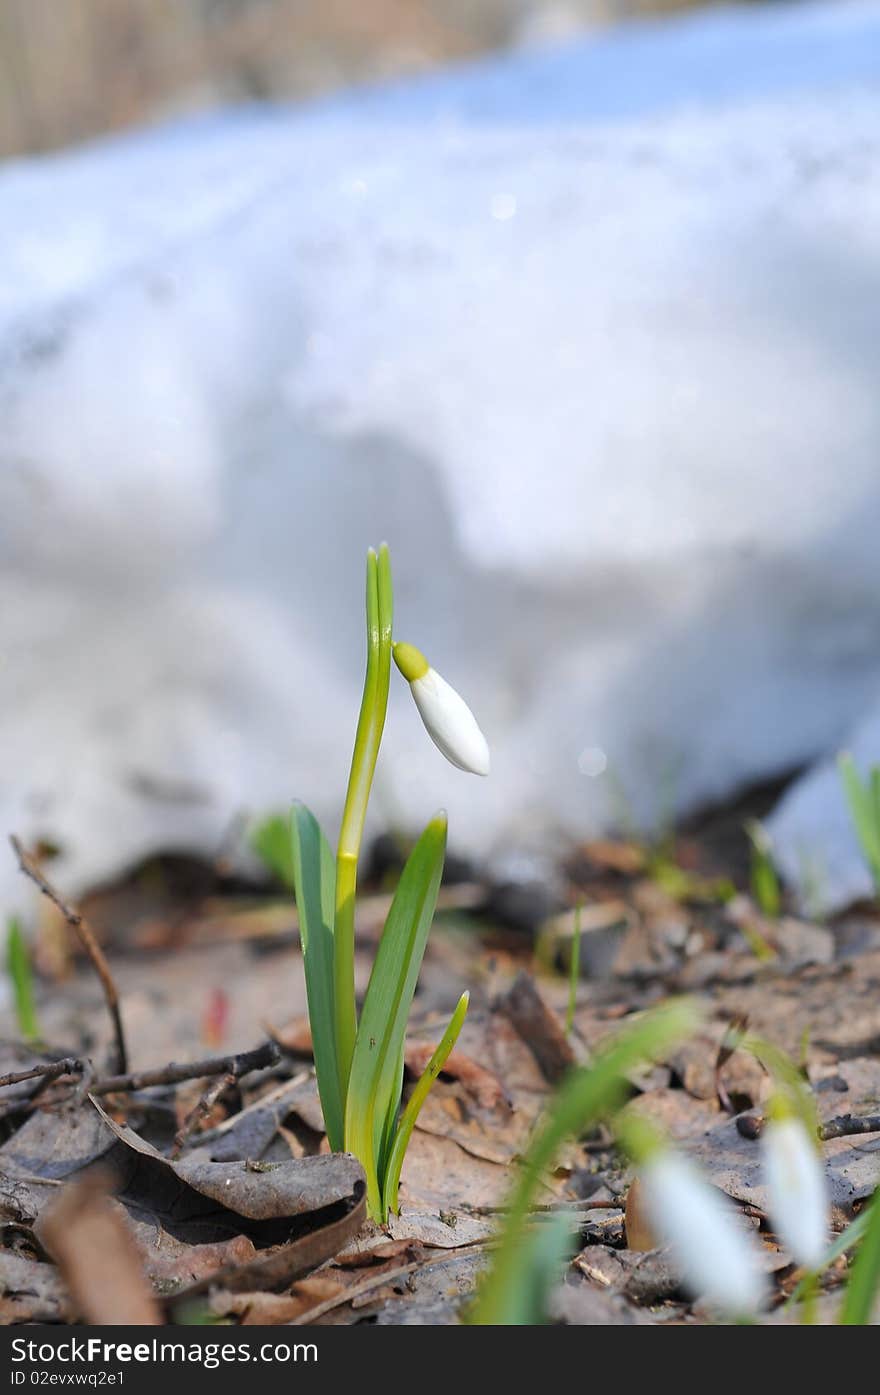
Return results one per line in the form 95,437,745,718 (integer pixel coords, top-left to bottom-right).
1,819,879,1325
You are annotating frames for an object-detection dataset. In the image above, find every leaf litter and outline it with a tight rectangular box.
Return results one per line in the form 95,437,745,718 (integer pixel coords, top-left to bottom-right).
1,813,879,1325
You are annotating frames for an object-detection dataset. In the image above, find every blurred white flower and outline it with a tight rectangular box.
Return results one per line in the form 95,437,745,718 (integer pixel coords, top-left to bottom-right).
393,642,490,776
640,1149,766,1316
761,1115,828,1269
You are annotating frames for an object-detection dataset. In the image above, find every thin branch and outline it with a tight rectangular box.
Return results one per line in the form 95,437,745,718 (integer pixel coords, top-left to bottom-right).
171,1071,236,1157
469,1198,623,1216
0,1041,278,1112
820,1113,880,1141
290,1243,494,1326
91,1039,279,1096
10,836,127,1074
0,1057,84,1090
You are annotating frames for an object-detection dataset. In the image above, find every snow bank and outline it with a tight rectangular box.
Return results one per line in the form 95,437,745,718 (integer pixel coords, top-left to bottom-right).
2,1,880,913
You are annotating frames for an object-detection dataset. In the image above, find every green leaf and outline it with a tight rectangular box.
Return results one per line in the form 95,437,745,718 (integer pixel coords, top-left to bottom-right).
786,1207,871,1310
839,753,880,888
493,1212,577,1326
376,1039,406,1190
383,990,469,1218
469,997,701,1324
745,819,782,921
345,813,447,1221
841,1186,880,1325
742,1034,820,1140
251,813,296,891
290,803,344,1152
6,917,39,1043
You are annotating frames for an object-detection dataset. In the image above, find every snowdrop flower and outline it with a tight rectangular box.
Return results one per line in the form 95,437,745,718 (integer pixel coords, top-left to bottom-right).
761,1109,828,1270
393,642,490,776
638,1147,766,1316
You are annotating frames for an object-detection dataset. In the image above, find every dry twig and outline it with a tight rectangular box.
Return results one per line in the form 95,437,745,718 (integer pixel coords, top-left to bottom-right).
290,1243,493,1326
171,1071,236,1156
0,1057,84,1090
10,836,128,1073
820,1113,880,1141
92,1039,279,1096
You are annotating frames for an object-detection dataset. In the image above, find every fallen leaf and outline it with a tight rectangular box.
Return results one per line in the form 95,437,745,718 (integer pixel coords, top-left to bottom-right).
209,1276,345,1325
0,1249,72,1323
88,1097,367,1299
38,1171,162,1325
495,971,576,1083
403,1042,508,1112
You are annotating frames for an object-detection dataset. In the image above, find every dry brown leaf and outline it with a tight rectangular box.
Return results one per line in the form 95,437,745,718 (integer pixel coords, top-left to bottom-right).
0,1250,73,1323
403,1042,508,1111
39,1171,162,1325
210,1276,345,1325
335,1237,416,1268
495,970,576,1083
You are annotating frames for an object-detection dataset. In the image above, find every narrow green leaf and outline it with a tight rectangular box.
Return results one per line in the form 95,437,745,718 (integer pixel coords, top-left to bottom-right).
250,813,296,890
469,997,701,1324
376,1039,406,1189
742,1034,820,1140
841,1186,880,1325
745,819,782,921
786,1207,871,1310
839,753,880,888
383,990,469,1218
345,813,447,1221
7,918,39,1043
290,803,344,1152
871,768,880,871
493,1212,577,1326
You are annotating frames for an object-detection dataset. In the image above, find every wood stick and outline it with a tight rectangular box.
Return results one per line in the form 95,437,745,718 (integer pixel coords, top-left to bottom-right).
10,836,128,1073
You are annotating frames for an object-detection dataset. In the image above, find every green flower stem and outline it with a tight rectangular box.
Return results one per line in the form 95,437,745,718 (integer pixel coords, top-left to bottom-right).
334,544,393,1098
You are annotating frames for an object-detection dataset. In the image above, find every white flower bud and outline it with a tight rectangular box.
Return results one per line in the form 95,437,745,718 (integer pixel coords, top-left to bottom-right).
393,642,490,776
761,1115,828,1270
639,1149,766,1316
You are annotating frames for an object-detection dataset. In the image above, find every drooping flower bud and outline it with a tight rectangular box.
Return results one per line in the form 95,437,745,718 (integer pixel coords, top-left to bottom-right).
393,642,490,777
761,1109,828,1270
628,1122,765,1316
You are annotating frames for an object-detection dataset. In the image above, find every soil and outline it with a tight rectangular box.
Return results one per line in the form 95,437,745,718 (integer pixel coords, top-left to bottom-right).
1,810,878,1326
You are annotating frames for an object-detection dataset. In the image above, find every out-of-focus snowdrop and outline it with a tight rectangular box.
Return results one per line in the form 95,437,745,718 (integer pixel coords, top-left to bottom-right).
393,642,490,777
623,1117,766,1318
761,1106,828,1270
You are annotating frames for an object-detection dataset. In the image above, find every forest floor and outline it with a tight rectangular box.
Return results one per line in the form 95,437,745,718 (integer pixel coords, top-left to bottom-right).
1,798,879,1326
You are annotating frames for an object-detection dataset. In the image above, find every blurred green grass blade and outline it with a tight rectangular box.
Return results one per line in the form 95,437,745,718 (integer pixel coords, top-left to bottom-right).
470,996,700,1324
345,813,447,1220
743,1033,820,1138
787,1207,870,1310
251,813,296,890
495,1211,577,1326
745,819,782,920
290,803,344,1152
841,1186,880,1325
871,768,880,870
839,753,880,886
6,917,39,1043
383,990,469,1218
